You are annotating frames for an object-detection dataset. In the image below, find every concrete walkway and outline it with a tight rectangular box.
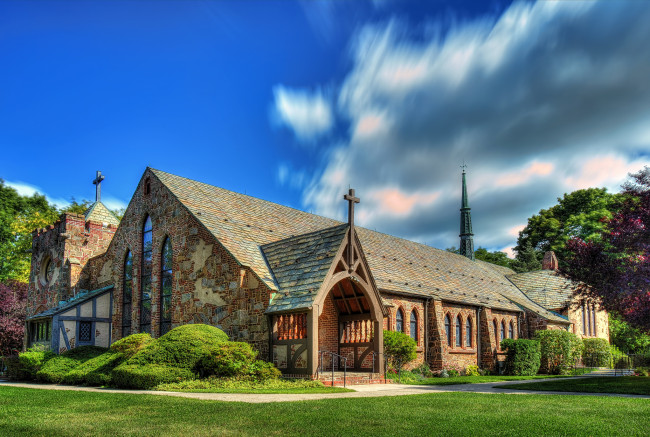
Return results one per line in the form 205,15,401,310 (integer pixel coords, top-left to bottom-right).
1,377,648,403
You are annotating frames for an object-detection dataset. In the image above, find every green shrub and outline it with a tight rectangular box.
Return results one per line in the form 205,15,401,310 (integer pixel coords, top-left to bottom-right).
413,363,433,378
62,350,124,386
249,360,282,381
464,365,480,377
383,330,417,371
126,324,229,370
155,376,325,391
36,346,107,383
9,348,55,381
447,369,459,377
582,338,611,367
196,342,258,378
636,367,649,377
109,333,153,358
501,338,541,376
535,330,583,375
111,364,196,389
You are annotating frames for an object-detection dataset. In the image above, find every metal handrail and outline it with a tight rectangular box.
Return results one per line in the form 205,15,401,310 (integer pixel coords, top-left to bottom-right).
318,350,348,387
370,351,388,384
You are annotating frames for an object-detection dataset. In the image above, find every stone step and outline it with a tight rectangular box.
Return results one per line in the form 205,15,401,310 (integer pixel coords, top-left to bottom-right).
317,371,389,387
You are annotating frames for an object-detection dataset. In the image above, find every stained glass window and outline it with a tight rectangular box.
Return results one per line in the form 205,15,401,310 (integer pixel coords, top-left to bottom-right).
456,316,462,347
466,317,472,347
140,216,152,334
122,250,133,337
410,310,417,341
500,321,505,342
509,321,514,339
445,315,451,346
160,237,173,336
396,309,404,333
79,321,92,342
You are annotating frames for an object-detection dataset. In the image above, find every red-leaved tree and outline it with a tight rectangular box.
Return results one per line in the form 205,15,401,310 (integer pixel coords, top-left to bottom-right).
0,280,27,356
564,167,650,332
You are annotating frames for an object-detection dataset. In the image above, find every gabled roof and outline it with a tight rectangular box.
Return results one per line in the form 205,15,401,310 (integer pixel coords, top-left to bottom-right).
507,269,576,310
262,224,348,313
85,201,120,226
149,168,567,323
27,285,114,320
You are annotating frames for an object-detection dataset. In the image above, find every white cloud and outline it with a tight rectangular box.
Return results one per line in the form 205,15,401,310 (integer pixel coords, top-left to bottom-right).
102,196,128,211
299,1,650,253
4,181,69,209
271,85,334,142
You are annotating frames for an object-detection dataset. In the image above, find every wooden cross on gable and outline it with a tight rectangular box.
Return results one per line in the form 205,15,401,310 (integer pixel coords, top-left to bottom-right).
344,188,360,271
93,171,105,202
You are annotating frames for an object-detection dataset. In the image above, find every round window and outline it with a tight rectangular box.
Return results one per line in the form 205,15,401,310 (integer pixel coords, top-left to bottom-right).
40,258,55,286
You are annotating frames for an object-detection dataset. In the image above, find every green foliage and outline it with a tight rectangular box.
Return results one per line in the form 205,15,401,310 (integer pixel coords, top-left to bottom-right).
154,376,338,393
501,338,541,376
582,338,611,367
510,241,542,273
447,368,460,377
125,324,228,370
196,342,281,381
7,347,55,380
383,330,417,371
515,188,621,268
62,350,124,386
36,346,107,383
474,248,513,269
464,365,480,376
109,333,153,358
608,314,650,354
535,330,583,374
111,364,196,389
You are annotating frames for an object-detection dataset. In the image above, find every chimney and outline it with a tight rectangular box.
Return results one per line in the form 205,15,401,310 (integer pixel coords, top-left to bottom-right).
542,251,558,270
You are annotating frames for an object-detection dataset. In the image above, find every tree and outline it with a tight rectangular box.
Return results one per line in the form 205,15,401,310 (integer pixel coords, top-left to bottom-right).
564,167,650,331
515,188,622,266
510,241,542,273
608,314,650,354
383,330,416,371
474,247,513,269
0,280,27,356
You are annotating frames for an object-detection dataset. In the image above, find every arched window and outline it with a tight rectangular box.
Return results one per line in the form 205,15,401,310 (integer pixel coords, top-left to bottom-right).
493,319,497,337
466,317,472,347
509,321,514,339
456,315,462,347
410,310,417,342
140,216,153,334
591,305,597,336
582,303,587,335
396,309,404,333
160,237,173,336
122,250,133,337
500,321,505,342
445,314,451,347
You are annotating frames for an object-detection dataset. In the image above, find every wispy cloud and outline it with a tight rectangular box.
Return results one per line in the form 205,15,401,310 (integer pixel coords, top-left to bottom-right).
271,85,334,142
297,1,650,254
4,181,70,209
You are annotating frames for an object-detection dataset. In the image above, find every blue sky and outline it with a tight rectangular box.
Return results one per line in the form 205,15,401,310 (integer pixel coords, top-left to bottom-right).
1,0,648,257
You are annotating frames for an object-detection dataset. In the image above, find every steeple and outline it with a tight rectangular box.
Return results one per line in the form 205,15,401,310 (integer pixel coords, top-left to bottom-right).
459,165,474,260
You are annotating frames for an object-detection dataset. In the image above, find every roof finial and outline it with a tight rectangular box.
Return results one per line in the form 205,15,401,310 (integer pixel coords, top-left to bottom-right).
344,188,360,272
459,165,474,260
92,171,105,202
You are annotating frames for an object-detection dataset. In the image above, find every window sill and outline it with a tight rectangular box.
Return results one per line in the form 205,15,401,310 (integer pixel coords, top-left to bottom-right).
448,349,477,355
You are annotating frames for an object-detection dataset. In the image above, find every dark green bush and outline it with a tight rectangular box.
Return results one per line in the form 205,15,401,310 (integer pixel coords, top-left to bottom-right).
62,350,124,386
126,324,229,370
196,342,257,377
8,348,55,381
582,338,611,367
111,364,196,389
535,330,583,374
36,346,107,383
501,338,541,376
249,360,282,381
383,330,417,371
109,333,153,358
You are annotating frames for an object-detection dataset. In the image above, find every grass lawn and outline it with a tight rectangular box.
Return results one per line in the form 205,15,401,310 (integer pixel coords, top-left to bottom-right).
499,376,650,395
397,374,568,386
1,386,647,436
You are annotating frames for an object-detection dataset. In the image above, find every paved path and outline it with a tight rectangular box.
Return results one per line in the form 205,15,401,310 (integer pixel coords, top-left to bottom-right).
1,378,648,403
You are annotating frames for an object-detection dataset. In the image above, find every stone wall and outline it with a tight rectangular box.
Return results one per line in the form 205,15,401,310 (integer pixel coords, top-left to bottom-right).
438,302,480,371
28,212,116,317
566,302,609,341
381,293,426,368
82,169,272,356
318,292,339,370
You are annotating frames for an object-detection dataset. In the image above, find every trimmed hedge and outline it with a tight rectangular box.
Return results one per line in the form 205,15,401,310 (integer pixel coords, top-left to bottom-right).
36,346,107,383
535,330,583,375
109,333,153,358
501,339,541,376
196,342,281,380
62,350,124,386
111,364,196,389
582,338,611,368
5,348,55,381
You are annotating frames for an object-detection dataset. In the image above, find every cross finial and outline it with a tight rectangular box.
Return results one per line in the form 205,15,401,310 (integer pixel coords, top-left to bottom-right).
460,162,467,173
92,171,105,202
343,188,360,272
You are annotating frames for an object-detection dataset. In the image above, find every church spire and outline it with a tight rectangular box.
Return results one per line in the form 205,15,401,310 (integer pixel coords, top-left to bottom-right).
459,165,474,260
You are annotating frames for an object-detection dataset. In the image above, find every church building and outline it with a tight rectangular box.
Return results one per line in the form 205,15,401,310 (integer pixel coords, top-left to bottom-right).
25,167,608,377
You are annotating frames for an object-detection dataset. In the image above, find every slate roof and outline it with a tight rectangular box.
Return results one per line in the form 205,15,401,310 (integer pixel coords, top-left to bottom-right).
27,285,114,320
85,201,120,226
507,270,576,310
150,169,568,323
262,224,348,313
